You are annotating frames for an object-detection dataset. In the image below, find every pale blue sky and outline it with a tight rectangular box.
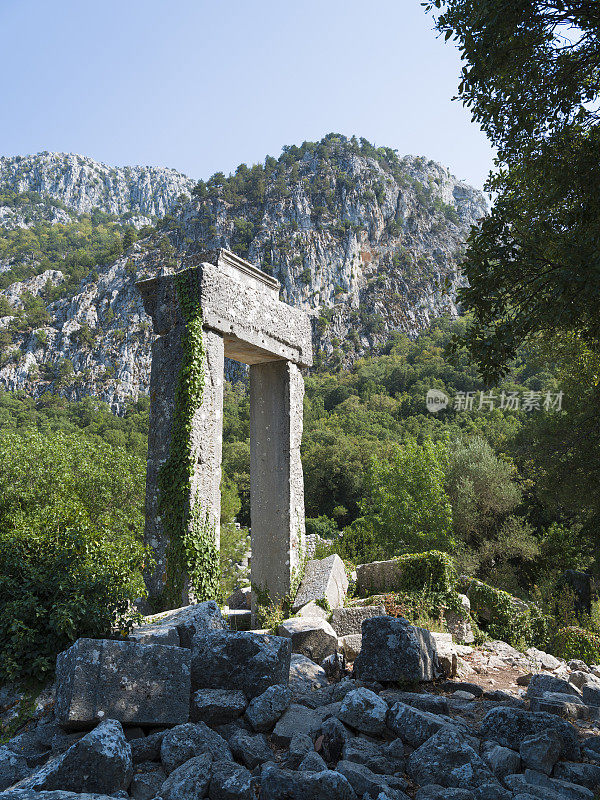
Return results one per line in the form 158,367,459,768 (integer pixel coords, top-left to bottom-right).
0,0,495,190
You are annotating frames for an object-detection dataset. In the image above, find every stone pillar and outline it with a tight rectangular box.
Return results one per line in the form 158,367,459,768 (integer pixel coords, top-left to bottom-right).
143,322,224,610
249,360,306,616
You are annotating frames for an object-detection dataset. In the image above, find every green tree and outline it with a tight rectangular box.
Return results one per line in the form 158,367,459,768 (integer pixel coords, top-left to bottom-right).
0,429,147,681
427,1,600,381
343,437,454,562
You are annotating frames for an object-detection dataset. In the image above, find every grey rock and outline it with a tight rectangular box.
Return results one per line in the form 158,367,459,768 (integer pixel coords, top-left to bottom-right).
298,751,328,771
160,722,232,774
407,727,498,789
129,762,166,800
317,716,353,763
332,678,358,703
190,689,247,726
553,760,600,790
354,617,439,683
225,588,251,611
342,738,404,776
321,652,346,681
244,684,291,731
297,601,330,621
529,692,588,719
415,788,475,800
526,673,580,699
130,730,165,764
278,617,338,663
0,746,29,791
228,729,272,769
289,653,329,694
479,707,580,760
503,774,568,800
338,635,362,661
158,754,212,800
379,690,449,715
355,560,404,595
525,648,562,670
190,631,291,700
330,606,386,637
208,760,253,800
481,743,520,779
284,733,313,769
472,787,511,800
260,761,357,799
582,684,600,705
272,704,331,746
38,719,132,795
0,792,125,800
441,681,483,698
337,688,388,735
293,554,349,611
386,702,448,747
336,760,405,798
54,638,191,729
519,731,562,774
522,768,594,800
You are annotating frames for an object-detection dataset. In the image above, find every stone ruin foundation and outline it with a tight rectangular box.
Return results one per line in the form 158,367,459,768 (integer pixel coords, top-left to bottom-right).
136,248,313,615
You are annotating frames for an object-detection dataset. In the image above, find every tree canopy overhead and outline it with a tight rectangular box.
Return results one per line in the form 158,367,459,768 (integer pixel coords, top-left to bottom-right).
426,0,600,381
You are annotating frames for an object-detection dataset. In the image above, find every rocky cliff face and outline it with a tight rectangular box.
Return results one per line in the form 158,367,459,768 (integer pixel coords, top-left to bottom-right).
0,136,487,410
0,152,194,221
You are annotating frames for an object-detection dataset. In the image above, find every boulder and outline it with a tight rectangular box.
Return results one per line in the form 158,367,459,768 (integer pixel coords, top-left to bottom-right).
284,733,313,769
244,684,291,732
479,707,580,760
528,691,588,719
553,761,600,790
386,702,449,747
526,674,581,699
277,617,338,663
330,606,386,636
37,719,133,795
130,730,165,764
130,600,227,647
190,630,291,700
260,762,357,800
297,601,330,620
582,683,600,705
293,554,348,611
271,703,331,746
415,789,476,800
298,751,328,771
228,729,273,769
519,731,562,774
129,762,166,800
354,617,439,683
356,559,404,595
190,689,247,726
336,759,408,797
338,634,362,661
225,587,251,611
521,768,595,800
482,743,521,779
337,687,388,735
444,595,474,644
0,745,29,791
208,759,254,799
525,648,562,670
160,722,232,774
407,727,498,789
380,689,449,715
430,632,458,678
343,738,405,776
158,753,212,800
288,653,329,694
54,638,191,729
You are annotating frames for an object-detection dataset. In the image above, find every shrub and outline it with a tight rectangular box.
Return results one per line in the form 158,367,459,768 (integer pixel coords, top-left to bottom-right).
462,577,548,648
395,550,457,594
553,627,600,664
0,429,147,681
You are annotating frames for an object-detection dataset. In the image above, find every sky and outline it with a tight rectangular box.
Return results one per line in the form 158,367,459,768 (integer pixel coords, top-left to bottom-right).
0,0,495,191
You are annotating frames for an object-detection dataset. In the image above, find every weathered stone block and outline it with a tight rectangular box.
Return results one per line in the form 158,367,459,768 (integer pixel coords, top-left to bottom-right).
277,617,338,663
354,616,439,682
356,559,404,594
54,638,191,730
190,689,247,726
293,554,348,611
190,630,291,699
129,601,227,648
288,653,328,694
330,605,386,636
338,634,362,661
38,719,133,795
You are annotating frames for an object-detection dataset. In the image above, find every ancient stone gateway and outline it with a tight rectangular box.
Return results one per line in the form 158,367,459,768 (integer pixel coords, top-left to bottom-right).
136,249,313,614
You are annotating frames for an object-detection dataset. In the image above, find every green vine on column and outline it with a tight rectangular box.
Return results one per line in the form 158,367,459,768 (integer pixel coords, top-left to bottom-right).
156,272,220,608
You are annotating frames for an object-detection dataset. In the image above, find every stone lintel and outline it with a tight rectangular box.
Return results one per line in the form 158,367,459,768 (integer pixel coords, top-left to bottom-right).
136,257,312,367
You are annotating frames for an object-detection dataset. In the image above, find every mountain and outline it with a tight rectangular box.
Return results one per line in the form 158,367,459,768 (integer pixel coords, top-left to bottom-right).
0,135,486,410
